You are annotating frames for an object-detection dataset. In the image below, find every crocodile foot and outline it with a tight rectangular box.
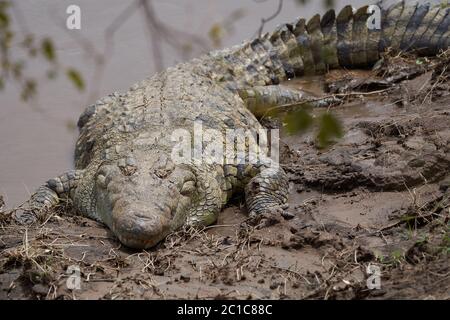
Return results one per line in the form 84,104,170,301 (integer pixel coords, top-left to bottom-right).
248,204,293,229
14,210,37,225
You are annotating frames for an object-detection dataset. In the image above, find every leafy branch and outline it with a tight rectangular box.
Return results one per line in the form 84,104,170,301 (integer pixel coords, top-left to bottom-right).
0,0,84,101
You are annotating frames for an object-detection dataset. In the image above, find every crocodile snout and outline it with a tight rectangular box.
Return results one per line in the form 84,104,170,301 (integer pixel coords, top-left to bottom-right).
112,203,171,249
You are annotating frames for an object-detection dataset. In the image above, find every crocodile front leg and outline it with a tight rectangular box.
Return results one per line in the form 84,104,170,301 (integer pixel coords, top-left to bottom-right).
184,163,290,227
184,166,227,228
16,170,84,224
238,85,340,118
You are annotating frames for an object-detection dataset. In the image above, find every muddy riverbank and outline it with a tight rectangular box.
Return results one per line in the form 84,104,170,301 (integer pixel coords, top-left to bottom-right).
0,52,449,300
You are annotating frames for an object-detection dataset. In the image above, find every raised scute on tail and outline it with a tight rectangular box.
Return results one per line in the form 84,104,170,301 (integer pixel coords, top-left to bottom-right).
204,2,450,88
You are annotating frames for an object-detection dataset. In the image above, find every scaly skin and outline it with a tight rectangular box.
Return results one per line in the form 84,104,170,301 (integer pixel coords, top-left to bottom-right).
25,2,450,249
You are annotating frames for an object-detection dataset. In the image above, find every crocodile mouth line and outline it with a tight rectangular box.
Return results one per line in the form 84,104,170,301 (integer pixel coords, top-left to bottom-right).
115,231,166,249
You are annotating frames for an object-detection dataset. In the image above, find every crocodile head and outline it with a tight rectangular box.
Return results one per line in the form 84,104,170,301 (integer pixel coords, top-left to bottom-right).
94,156,199,249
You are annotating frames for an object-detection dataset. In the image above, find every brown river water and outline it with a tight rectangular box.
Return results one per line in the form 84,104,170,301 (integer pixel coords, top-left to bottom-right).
0,0,419,207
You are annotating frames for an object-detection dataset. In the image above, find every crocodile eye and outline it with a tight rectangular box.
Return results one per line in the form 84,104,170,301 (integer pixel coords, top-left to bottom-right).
180,181,196,196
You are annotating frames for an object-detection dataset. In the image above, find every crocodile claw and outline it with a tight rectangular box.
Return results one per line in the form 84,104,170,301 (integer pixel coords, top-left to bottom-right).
248,205,293,229
14,210,37,225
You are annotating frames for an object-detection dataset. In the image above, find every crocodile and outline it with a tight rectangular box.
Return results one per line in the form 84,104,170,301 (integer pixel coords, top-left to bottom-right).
23,2,450,249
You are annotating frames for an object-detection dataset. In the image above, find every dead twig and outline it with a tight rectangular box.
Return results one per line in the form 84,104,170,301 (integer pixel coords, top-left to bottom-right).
256,0,283,38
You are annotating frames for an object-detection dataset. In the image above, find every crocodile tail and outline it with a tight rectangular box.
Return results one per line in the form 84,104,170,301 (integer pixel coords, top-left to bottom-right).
229,2,450,85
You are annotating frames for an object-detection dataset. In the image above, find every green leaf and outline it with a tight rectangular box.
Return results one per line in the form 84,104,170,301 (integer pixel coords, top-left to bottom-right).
66,68,84,91
0,10,9,28
324,0,335,9
229,8,246,21
284,108,314,135
316,113,343,148
3,30,13,47
21,34,38,57
295,0,335,9
46,69,57,79
41,38,56,62
11,61,24,79
29,47,37,57
22,34,34,49
20,79,37,101
208,23,224,48
0,1,10,10
65,119,77,131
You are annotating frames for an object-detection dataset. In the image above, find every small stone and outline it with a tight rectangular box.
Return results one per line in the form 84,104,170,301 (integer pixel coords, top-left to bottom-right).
403,136,425,151
439,176,450,192
154,270,164,276
32,284,48,296
408,158,425,168
269,282,279,290
118,158,127,168
126,157,136,166
281,211,295,220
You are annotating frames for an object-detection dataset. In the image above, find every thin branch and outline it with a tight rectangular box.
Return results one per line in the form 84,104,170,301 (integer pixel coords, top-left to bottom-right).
104,1,141,60
10,1,31,36
139,0,210,71
256,0,283,38
140,0,164,72
49,1,141,104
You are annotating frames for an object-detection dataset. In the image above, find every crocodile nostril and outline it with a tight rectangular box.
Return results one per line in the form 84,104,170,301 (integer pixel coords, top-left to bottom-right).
154,203,172,216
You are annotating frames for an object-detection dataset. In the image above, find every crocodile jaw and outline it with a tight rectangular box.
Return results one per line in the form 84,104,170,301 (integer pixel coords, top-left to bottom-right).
91,163,200,249
110,199,172,249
